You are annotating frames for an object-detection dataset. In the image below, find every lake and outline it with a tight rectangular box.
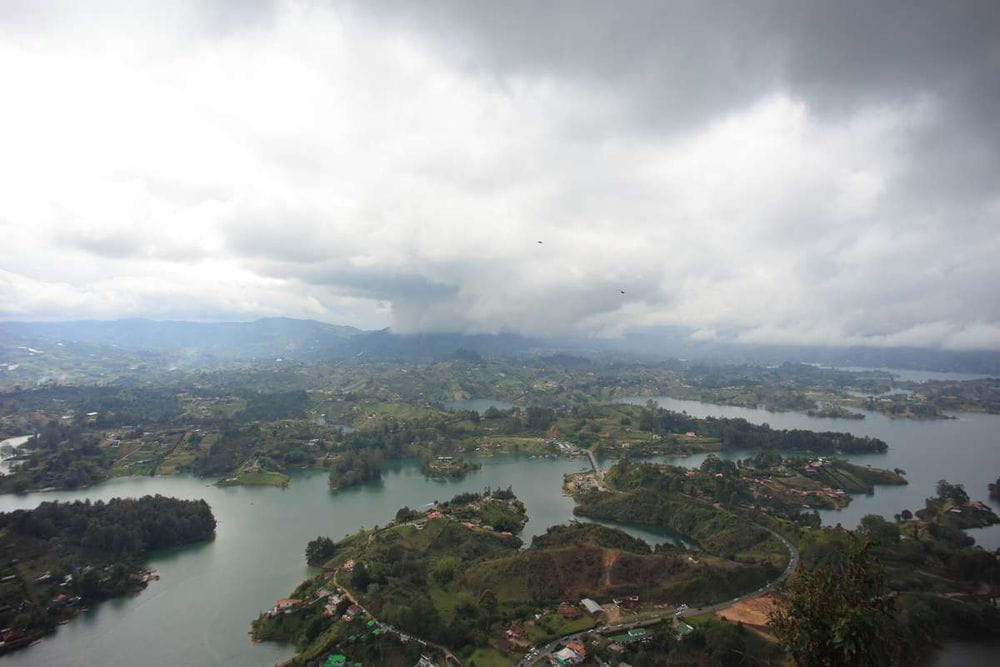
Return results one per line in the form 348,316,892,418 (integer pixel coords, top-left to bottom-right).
618,396,1000,549
443,398,517,413
0,454,685,666
0,395,997,665
807,365,996,383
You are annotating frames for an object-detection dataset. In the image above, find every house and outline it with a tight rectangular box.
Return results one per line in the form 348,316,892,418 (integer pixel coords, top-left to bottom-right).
607,628,651,645
614,595,639,610
566,641,586,658
426,511,445,520
554,647,581,664
342,604,364,621
558,602,582,619
580,598,603,615
275,598,302,612
505,621,527,640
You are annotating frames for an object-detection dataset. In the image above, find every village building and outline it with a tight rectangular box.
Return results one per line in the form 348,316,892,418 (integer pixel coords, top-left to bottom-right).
580,597,603,615
558,602,582,619
273,598,302,614
554,646,582,664
341,604,364,622
505,621,527,641
607,627,652,646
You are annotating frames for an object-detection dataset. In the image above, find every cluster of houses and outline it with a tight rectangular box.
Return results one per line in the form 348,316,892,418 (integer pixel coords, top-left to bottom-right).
801,457,830,475
564,472,608,496
267,586,366,622
406,497,521,538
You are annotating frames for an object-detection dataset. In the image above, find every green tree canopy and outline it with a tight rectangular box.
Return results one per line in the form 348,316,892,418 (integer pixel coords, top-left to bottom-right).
771,535,905,666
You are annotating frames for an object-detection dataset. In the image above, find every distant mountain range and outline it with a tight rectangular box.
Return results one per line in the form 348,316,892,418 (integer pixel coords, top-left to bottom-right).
1,318,998,374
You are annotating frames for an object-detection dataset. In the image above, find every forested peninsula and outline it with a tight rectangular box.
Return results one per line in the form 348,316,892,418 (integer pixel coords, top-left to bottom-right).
0,495,216,654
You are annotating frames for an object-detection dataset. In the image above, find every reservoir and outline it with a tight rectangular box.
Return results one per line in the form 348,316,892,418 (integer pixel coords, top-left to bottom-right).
619,396,1000,549
0,397,998,665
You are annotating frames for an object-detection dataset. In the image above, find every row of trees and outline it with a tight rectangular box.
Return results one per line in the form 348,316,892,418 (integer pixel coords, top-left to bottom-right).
637,401,888,453
1,494,217,556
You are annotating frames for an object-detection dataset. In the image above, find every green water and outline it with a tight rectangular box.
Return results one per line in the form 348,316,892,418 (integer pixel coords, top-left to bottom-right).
620,396,1000,549
0,455,684,666
1,395,997,665
443,398,517,413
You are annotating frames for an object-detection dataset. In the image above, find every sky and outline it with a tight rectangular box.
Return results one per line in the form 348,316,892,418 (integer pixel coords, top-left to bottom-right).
1,1,999,350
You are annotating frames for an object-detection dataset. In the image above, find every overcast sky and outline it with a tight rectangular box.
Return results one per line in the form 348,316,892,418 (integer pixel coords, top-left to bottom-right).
1,1,999,349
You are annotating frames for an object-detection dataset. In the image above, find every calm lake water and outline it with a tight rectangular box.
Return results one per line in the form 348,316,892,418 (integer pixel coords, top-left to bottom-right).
0,454,684,666
444,398,517,413
808,365,996,383
619,396,1000,549
0,395,997,665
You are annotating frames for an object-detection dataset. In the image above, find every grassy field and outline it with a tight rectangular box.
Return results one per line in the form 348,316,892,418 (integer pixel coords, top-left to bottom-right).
525,613,597,642
352,402,449,426
217,469,290,487
466,647,516,666
469,437,553,456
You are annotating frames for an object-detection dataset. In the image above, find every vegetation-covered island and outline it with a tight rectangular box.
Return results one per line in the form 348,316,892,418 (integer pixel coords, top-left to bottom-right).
0,495,215,654
254,454,1000,667
0,380,892,497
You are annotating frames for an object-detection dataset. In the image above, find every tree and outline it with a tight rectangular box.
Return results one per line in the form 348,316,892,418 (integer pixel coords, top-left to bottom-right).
936,480,969,504
860,514,900,545
305,536,336,566
700,454,737,476
525,406,555,431
351,561,371,591
771,536,905,666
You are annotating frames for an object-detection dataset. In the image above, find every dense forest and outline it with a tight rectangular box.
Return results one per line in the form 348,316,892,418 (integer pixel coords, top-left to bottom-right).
2,495,216,555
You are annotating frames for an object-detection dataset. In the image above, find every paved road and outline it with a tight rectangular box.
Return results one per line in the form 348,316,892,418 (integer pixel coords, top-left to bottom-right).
517,523,799,666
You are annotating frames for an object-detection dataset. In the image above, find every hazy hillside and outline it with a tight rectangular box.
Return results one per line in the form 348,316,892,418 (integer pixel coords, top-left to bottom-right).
0,318,359,361
2,319,998,378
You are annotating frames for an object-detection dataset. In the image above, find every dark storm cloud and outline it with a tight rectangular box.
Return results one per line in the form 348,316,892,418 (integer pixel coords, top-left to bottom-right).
357,1,1000,200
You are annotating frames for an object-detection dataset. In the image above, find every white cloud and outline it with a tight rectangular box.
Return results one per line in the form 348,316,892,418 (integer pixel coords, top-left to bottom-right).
0,1,997,350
